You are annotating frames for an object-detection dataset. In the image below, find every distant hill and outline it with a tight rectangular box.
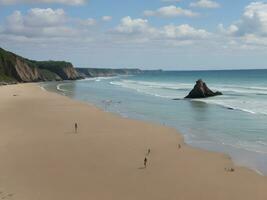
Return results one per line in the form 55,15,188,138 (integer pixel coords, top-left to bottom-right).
76,68,142,78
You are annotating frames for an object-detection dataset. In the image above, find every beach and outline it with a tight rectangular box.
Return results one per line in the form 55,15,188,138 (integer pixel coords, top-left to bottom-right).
1,83,267,200
46,71,267,175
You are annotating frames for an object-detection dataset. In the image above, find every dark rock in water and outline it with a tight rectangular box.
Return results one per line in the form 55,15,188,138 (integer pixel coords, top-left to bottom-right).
185,79,222,99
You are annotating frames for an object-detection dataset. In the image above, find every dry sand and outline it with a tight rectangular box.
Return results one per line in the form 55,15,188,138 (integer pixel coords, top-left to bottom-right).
0,83,267,200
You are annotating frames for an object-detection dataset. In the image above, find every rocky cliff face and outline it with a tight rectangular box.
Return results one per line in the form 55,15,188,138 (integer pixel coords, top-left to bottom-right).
0,47,81,83
13,58,41,82
61,65,80,80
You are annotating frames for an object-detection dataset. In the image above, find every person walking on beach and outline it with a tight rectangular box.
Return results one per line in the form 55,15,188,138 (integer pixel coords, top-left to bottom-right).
147,148,151,156
75,123,78,133
144,157,148,168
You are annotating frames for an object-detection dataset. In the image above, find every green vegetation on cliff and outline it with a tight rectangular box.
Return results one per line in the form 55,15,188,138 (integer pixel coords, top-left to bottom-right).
0,48,20,82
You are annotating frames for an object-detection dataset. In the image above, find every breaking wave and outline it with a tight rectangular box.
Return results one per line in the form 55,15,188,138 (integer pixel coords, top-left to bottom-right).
110,79,267,115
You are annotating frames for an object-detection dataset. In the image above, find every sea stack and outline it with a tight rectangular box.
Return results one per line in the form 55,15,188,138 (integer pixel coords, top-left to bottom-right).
185,79,222,99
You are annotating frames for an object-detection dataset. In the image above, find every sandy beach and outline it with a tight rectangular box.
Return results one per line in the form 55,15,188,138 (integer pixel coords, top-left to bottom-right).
0,83,267,200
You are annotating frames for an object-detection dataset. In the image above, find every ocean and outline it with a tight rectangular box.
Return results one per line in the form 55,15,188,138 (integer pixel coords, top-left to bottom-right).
42,69,267,175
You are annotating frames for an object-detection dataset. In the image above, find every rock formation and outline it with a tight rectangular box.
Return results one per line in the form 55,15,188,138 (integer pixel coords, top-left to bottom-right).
185,79,222,99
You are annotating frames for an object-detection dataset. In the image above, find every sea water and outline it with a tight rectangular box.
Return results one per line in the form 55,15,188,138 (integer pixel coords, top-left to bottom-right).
42,69,267,175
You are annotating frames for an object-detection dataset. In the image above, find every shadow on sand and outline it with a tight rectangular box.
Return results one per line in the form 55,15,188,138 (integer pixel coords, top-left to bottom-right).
138,166,146,170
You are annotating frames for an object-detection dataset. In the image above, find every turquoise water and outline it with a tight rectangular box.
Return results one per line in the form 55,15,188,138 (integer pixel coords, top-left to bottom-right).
42,69,267,175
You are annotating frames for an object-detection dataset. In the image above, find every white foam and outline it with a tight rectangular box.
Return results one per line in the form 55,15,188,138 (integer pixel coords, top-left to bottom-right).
56,83,70,93
110,79,267,115
111,81,180,98
39,85,46,91
194,98,267,115
216,87,267,95
118,80,193,90
77,76,118,83
112,80,267,95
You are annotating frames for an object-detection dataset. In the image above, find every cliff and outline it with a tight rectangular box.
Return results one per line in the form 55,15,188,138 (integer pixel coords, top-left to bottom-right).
0,47,81,84
76,68,142,78
33,61,80,80
0,47,159,85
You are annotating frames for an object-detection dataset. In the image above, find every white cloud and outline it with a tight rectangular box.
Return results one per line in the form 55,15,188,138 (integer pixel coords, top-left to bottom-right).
1,8,96,38
144,5,198,18
113,16,155,35
0,0,86,5
235,2,267,36
190,0,220,9
112,16,210,44
218,24,238,35
218,2,267,48
23,8,66,27
102,16,112,22
79,18,96,26
162,24,210,39
219,2,267,43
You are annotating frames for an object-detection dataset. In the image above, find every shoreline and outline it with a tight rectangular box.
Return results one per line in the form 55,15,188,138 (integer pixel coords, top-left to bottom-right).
41,80,267,177
45,80,267,176
41,81,267,177
44,83,267,177
1,83,267,200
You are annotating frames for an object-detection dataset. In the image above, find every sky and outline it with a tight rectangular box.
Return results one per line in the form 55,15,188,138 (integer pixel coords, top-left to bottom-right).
0,0,267,70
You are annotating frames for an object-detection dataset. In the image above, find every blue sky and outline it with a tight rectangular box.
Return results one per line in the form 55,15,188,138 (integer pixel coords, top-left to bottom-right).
0,0,267,70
